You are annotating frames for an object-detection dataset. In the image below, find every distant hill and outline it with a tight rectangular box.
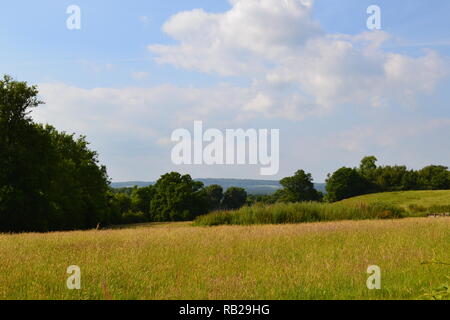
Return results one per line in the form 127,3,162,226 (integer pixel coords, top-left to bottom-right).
111,181,153,189
198,178,281,195
111,179,326,195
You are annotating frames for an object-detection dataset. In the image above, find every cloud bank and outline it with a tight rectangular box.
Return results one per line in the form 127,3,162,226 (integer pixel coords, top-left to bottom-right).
150,0,447,119
32,0,450,180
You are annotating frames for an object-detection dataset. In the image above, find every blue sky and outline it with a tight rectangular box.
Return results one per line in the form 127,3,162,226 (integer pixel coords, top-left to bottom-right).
1,0,450,182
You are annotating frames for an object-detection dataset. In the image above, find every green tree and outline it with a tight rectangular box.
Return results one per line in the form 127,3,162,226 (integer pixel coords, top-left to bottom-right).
0,75,110,232
203,184,223,211
325,167,369,202
31,125,110,231
277,170,321,202
401,170,420,190
106,191,129,225
0,75,48,231
359,156,378,181
150,172,208,221
360,156,378,173
131,186,155,220
222,187,248,210
418,165,450,190
372,165,408,192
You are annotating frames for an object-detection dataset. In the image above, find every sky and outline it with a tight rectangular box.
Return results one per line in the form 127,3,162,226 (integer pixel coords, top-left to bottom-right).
1,0,450,182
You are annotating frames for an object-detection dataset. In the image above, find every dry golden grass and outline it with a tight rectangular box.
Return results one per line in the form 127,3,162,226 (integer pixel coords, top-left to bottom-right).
0,218,448,300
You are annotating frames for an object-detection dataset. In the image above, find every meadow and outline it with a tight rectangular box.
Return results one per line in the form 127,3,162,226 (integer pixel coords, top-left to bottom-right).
195,190,450,227
339,190,450,213
0,218,448,300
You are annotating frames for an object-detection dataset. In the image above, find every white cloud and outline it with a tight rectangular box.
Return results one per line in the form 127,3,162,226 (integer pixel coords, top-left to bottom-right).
149,0,449,119
331,118,450,153
150,0,321,77
31,82,272,180
33,82,254,142
31,81,450,181
28,0,450,181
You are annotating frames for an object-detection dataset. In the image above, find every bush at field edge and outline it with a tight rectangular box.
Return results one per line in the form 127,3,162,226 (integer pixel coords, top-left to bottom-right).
194,201,406,226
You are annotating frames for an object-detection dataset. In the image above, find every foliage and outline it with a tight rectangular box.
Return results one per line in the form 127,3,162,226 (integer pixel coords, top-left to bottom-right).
203,184,224,211
121,211,147,225
150,172,209,221
277,170,321,202
0,76,110,232
247,194,278,206
130,186,155,220
325,167,369,202
221,187,248,210
418,165,450,190
325,156,450,202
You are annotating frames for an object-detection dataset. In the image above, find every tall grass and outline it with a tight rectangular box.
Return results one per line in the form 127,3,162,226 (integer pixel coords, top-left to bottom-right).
194,202,405,226
339,190,450,211
1,218,448,299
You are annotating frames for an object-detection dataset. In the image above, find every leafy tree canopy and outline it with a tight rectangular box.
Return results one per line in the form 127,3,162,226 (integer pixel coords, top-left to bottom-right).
278,170,321,202
0,75,110,232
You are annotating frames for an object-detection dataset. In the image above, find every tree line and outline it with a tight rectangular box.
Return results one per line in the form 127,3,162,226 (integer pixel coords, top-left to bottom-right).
111,156,450,224
250,157,450,204
0,75,249,232
2,75,450,232
109,176,248,225
325,156,450,202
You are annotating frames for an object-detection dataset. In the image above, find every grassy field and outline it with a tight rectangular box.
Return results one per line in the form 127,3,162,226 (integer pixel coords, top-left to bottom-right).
339,190,450,213
0,218,448,300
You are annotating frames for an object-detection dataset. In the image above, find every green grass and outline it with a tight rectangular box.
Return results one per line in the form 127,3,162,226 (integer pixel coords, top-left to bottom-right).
2,191,449,300
0,218,448,300
339,190,450,215
196,190,450,227
194,202,405,226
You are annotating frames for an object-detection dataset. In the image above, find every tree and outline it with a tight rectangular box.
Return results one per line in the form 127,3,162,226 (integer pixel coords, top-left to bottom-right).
0,75,111,232
359,156,378,180
418,165,450,190
400,170,420,191
358,156,381,193
372,165,408,192
150,172,208,221
326,167,369,202
222,187,248,210
41,125,111,230
0,75,41,129
131,185,155,220
106,191,128,225
277,170,321,202
0,75,48,231
203,184,223,211
360,156,378,173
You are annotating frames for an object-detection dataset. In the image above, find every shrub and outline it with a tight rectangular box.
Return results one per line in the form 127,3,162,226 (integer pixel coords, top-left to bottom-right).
121,211,147,224
408,204,427,213
194,201,405,226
